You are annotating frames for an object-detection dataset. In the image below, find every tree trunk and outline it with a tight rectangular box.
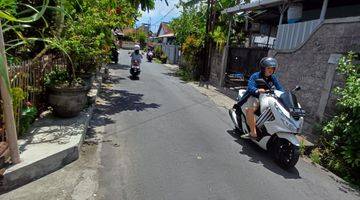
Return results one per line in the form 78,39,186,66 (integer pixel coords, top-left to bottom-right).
0,20,20,164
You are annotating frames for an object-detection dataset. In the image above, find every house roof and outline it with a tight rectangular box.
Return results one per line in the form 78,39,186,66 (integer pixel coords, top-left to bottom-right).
156,22,174,37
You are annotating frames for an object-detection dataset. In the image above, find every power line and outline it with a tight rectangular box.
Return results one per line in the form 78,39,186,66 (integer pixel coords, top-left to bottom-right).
152,6,176,25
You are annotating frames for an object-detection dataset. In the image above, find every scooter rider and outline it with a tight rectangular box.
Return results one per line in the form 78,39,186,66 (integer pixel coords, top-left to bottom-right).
236,57,285,139
131,44,143,64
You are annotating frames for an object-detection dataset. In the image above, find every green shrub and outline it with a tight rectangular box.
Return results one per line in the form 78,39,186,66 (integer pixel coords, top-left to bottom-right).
318,52,360,186
160,54,168,64
310,148,321,164
175,67,193,82
154,46,163,58
299,140,305,156
19,102,38,136
44,67,83,88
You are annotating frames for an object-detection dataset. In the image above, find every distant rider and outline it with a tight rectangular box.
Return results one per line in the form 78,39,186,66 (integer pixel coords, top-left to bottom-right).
130,44,143,64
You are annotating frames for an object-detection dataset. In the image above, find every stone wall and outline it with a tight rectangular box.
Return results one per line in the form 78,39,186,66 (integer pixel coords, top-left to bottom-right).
269,17,360,139
209,49,224,86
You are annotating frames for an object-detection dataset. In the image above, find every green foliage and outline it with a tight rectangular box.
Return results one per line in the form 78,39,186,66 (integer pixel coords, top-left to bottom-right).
44,66,82,88
318,52,360,186
310,148,321,164
299,140,305,156
211,26,226,50
129,0,156,11
11,87,26,113
45,0,140,82
0,0,17,15
175,67,193,82
137,30,147,46
160,53,167,64
19,103,38,136
126,30,147,46
181,35,202,63
169,6,206,47
154,46,163,58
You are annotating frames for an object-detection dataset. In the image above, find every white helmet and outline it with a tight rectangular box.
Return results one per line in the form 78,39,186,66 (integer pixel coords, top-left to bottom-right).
134,44,140,50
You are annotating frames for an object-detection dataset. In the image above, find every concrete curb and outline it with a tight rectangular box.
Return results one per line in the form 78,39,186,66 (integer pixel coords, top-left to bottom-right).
0,70,103,193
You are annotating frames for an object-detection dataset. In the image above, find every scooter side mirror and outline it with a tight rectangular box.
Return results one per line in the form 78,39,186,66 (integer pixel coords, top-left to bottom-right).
292,85,301,92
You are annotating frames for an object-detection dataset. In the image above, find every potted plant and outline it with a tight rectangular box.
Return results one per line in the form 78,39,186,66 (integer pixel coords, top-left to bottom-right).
44,66,88,118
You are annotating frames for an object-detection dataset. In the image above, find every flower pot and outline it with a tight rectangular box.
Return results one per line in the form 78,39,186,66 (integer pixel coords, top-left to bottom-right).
48,86,88,118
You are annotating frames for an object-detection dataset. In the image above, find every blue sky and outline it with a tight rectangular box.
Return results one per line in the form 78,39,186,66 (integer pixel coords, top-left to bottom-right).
136,0,181,33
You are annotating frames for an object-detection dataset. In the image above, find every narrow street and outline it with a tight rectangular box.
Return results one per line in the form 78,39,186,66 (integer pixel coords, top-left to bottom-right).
2,49,358,200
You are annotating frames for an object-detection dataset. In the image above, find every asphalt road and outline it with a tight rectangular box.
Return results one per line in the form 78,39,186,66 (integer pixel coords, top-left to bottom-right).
95,50,359,200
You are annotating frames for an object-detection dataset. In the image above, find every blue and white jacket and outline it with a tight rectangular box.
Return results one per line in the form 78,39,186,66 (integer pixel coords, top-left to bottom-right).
246,71,285,98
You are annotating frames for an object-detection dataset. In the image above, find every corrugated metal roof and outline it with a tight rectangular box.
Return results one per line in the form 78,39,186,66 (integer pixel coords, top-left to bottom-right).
222,0,286,14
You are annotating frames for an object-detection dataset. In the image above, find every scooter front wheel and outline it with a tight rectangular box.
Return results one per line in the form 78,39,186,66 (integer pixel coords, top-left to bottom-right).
273,138,300,169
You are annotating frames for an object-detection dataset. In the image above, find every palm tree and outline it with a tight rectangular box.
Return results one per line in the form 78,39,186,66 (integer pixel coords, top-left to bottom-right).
129,0,168,11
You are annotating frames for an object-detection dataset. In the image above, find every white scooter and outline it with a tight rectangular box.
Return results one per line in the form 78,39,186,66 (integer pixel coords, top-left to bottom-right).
229,79,305,169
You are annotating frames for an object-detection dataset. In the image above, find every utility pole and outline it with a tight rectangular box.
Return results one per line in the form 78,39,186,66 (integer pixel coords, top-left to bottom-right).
202,0,216,81
0,20,20,164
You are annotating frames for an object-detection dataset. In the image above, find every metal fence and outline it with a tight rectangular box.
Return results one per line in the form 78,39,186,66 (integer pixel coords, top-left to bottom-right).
161,44,180,64
274,19,321,50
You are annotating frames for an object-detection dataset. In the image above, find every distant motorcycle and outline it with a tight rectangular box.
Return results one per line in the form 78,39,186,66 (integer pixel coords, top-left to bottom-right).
130,60,141,79
147,51,153,62
111,46,119,63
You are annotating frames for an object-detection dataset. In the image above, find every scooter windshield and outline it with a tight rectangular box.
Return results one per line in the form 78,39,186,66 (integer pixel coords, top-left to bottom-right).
279,91,299,110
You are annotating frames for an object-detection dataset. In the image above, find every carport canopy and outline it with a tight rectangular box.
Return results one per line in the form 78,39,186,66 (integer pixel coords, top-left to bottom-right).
222,0,286,14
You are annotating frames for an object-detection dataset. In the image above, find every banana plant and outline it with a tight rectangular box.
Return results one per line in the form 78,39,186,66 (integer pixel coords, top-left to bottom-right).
0,0,48,91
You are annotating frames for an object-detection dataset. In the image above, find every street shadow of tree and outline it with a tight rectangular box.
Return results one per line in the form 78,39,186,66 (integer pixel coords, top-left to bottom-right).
162,72,178,77
227,129,301,179
107,63,130,70
162,72,188,84
109,76,126,84
96,88,161,117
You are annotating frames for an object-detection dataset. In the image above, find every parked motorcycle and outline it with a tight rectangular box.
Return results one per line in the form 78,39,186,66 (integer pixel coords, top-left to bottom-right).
229,79,305,169
130,60,141,79
147,51,154,62
110,46,119,63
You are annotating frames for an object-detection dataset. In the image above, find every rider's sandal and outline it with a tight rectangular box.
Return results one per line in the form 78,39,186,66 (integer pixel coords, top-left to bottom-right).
241,133,257,140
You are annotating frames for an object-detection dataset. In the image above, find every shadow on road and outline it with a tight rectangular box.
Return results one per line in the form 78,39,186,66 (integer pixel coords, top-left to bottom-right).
162,72,188,84
162,72,178,77
227,129,301,180
107,63,130,70
109,76,126,83
98,89,160,116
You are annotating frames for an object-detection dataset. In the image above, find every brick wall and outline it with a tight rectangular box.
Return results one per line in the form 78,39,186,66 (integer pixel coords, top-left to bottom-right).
269,18,360,138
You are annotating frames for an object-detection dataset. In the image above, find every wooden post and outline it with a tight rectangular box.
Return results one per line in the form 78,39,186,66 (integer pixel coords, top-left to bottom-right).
0,20,20,164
